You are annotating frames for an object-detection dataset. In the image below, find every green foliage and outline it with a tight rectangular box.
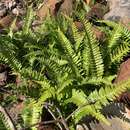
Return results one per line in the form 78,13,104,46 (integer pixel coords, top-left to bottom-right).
99,20,130,65
1,12,130,129
23,6,34,35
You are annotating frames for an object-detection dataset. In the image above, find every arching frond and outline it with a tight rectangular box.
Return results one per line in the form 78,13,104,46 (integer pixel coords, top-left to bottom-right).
111,42,130,63
83,20,104,77
108,24,122,49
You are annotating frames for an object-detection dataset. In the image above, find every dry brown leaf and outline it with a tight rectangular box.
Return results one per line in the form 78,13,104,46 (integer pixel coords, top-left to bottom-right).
0,15,14,29
120,17,130,30
36,0,57,20
74,21,105,40
59,0,73,16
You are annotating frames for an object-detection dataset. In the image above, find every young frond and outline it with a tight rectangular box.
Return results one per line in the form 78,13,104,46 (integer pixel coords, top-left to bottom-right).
34,80,55,104
21,100,33,126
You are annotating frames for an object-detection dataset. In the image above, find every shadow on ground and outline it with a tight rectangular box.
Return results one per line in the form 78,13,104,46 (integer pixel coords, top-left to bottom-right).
77,103,130,130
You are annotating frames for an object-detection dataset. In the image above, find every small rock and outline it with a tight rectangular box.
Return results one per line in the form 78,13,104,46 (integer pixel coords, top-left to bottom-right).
5,0,16,10
104,0,130,21
76,124,87,130
114,59,130,105
120,17,130,30
12,7,19,15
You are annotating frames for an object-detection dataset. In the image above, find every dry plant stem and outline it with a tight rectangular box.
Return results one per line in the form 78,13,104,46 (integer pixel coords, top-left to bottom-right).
44,104,63,130
44,102,70,130
21,118,70,130
20,119,60,130
56,106,70,130
0,105,17,130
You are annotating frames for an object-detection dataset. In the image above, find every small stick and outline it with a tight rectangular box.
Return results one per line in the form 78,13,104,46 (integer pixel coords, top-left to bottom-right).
20,119,61,130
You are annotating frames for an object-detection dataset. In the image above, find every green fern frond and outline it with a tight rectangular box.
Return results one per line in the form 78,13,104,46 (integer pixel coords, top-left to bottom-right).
74,105,110,125
82,42,90,76
0,38,22,71
98,20,118,28
57,73,73,94
108,24,122,49
88,78,130,106
22,99,46,130
83,75,116,86
66,89,110,125
83,20,104,77
111,42,130,63
22,6,34,35
22,100,33,127
34,80,56,100
98,20,130,64
71,22,85,52
57,27,74,57
66,79,130,125
65,89,87,106
31,103,41,130
20,68,44,81
0,45,22,72
57,28,82,78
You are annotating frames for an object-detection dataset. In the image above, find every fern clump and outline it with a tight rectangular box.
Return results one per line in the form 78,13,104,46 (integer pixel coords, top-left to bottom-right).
1,11,130,129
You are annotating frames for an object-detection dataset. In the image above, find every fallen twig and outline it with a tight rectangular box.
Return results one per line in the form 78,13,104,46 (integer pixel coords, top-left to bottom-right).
20,119,61,130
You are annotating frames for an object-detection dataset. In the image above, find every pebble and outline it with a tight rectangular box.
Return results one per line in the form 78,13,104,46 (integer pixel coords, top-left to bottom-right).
5,0,16,10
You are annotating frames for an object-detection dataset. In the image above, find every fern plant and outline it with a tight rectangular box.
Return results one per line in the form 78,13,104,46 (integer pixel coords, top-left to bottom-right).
1,11,130,129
